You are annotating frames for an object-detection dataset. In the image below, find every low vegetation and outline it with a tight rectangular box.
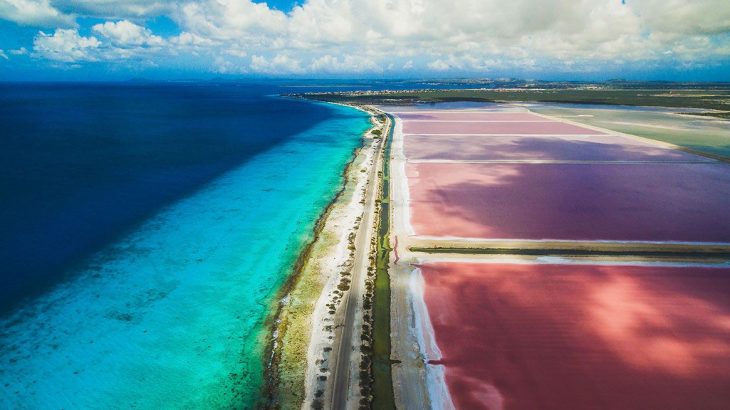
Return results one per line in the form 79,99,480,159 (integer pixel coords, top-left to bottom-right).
299,84,730,118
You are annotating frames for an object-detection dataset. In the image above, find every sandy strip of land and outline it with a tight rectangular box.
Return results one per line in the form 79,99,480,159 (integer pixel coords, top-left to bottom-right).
409,237,730,251
414,255,730,268
271,105,385,409
389,112,441,410
328,107,388,409
408,159,714,164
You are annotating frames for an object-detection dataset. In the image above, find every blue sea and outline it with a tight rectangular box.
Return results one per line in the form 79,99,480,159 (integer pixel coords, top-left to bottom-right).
0,82,370,408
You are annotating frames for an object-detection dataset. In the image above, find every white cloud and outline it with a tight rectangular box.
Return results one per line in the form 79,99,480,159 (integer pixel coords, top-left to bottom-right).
10,46,28,55
33,29,100,62
250,54,304,74
168,0,730,74
632,0,730,36
18,0,730,75
225,48,248,58
213,55,246,74
427,59,450,71
0,47,29,60
92,20,163,47
308,54,380,73
170,31,215,47
176,0,287,43
0,0,75,27
32,24,175,64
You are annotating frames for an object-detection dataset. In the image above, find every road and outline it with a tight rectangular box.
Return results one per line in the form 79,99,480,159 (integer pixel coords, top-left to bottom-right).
329,113,389,409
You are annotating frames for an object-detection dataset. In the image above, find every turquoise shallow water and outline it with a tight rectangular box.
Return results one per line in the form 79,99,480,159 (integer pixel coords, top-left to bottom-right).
0,101,369,408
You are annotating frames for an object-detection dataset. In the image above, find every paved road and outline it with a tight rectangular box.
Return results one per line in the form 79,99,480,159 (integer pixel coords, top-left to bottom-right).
330,116,388,409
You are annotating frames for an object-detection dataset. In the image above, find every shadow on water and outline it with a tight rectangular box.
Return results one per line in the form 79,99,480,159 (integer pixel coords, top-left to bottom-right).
422,262,730,409
409,138,730,241
420,165,730,241
0,82,339,314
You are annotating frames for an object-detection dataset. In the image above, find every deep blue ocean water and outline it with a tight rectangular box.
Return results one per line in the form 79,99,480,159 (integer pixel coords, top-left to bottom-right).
0,82,370,407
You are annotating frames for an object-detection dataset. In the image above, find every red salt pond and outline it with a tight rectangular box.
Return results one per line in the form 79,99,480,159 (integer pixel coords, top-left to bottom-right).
396,112,544,122
404,134,697,162
402,120,604,135
407,162,730,242
421,262,730,410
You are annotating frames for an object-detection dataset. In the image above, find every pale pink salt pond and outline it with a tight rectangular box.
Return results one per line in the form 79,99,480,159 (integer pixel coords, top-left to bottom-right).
396,112,544,122
404,134,699,161
402,120,605,135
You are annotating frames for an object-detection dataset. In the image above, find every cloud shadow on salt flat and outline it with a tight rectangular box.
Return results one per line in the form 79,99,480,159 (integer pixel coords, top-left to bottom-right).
408,162,730,241
420,262,730,410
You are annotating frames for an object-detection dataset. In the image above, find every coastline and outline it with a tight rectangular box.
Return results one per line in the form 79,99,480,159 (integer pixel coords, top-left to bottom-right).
260,152,356,407
0,96,371,409
263,102,385,408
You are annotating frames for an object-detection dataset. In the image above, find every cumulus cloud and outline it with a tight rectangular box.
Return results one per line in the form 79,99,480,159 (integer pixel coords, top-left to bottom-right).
632,0,730,36
10,46,28,55
92,20,163,47
427,59,449,71
33,24,167,63
0,0,75,27
170,31,215,47
33,29,100,62
308,54,380,73
166,0,730,74
250,54,305,74
225,49,248,58
176,0,287,43
19,0,730,75
213,55,246,74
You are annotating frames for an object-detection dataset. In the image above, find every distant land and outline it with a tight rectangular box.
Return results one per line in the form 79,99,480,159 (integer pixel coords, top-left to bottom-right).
293,80,730,119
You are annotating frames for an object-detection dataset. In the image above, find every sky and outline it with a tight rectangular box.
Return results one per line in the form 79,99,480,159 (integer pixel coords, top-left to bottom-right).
0,0,729,81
